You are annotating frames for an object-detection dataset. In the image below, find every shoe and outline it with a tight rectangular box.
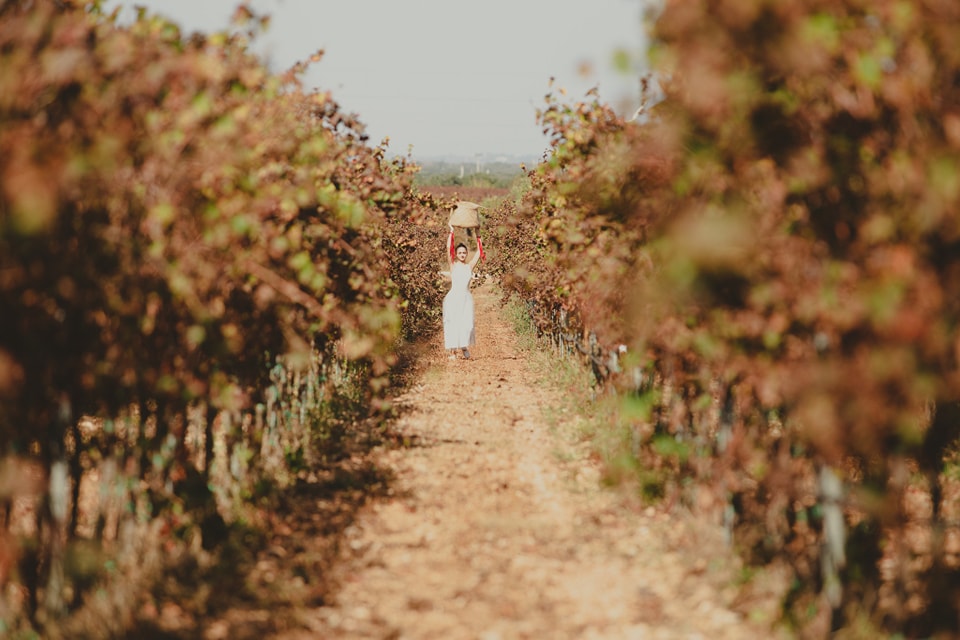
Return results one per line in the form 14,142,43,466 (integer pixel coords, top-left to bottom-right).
462,348,471,359
448,351,457,361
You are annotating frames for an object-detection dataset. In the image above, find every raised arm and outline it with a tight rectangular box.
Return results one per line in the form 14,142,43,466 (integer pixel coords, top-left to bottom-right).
468,233,483,270
447,224,455,266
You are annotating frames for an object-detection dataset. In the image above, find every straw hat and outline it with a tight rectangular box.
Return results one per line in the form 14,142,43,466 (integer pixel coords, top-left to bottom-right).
448,200,481,228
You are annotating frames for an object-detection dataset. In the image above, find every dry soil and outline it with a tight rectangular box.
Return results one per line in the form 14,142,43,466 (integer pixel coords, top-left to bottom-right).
272,281,787,640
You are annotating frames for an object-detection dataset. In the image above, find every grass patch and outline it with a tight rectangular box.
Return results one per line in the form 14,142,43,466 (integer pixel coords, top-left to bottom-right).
500,295,678,503
500,296,619,479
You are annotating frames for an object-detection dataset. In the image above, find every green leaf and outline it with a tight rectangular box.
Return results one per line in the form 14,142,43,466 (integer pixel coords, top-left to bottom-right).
652,435,690,464
186,324,206,348
930,156,960,202
612,48,631,74
801,13,839,53
149,203,175,227
620,392,658,423
853,53,883,90
288,251,312,272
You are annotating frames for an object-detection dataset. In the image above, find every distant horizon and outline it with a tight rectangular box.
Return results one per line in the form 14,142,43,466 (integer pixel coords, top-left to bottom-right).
394,150,545,163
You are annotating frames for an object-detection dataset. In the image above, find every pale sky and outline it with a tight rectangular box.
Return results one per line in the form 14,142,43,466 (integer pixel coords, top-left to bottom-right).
103,1,651,160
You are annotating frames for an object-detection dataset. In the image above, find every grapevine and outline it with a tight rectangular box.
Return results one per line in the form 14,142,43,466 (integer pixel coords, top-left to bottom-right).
495,1,960,634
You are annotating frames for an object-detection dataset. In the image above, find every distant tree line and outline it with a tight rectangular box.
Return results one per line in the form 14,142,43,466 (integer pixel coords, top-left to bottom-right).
413,160,527,189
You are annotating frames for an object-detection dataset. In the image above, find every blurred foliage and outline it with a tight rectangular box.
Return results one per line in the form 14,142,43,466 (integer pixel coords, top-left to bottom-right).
6,0,960,636
495,0,960,635
0,0,451,635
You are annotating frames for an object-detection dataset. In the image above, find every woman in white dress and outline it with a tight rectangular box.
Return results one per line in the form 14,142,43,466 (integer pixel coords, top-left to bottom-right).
443,223,482,360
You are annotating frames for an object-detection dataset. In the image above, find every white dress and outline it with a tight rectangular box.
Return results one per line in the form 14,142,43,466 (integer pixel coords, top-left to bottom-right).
443,262,475,349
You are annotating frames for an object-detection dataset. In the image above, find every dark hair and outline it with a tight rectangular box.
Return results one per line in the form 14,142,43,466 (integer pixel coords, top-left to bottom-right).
456,243,468,252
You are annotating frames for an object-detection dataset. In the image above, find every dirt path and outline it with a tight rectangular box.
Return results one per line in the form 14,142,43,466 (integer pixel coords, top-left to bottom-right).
285,281,784,639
